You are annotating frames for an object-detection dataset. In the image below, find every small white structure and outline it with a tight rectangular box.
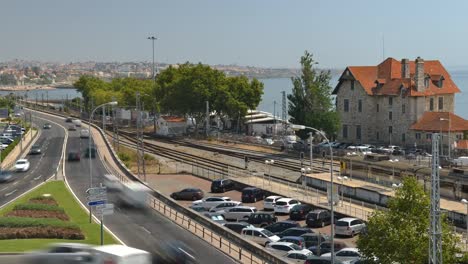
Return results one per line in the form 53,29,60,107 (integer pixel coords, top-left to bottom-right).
245,110,286,136
156,116,187,136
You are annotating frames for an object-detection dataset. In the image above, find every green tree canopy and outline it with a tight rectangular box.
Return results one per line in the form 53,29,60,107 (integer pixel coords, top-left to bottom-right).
357,177,461,263
288,51,339,139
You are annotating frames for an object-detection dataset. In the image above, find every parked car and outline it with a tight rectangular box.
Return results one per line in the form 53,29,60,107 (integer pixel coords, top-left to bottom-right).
29,144,41,155
211,179,235,193
241,187,264,203
0,171,13,183
202,212,226,224
220,206,257,221
209,201,242,212
306,209,332,227
274,198,301,214
308,241,348,256
264,221,300,234
301,233,330,248
289,204,313,220
15,159,30,172
170,188,204,201
43,123,52,129
264,195,282,211
189,204,206,212
192,196,232,210
321,248,362,263
241,227,280,246
67,151,81,161
247,212,278,227
266,241,303,255
278,236,306,249
283,250,316,264
85,147,96,158
335,218,366,237
223,222,254,234
277,227,313,238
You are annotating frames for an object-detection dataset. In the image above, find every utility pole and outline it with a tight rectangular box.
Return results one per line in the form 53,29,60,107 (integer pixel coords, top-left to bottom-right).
102,105,106,131
136,93,141,179
281,91,287,135
273,100,276,137
206,101,210,137
429,133,442,264
147,35,158,134
135,93,146,181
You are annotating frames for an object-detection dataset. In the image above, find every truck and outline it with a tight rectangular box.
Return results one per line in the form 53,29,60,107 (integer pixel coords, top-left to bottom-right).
117,182,150,208
93,244,152,264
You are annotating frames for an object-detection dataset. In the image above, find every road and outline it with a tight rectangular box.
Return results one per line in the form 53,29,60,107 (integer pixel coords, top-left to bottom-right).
33,110,236,264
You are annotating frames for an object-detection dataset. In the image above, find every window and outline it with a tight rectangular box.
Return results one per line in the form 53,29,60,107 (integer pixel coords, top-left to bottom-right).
425,77,430,88
389,126,393,134
344,99,349,112
430,98,434,111
351,80,355,90
426,133,432,140
376,103,379,112
402,104,406,114
402,133,406,142
358,100,362,112
356,125,361,140
389,97,393,106
389,112,392,120
438,97,444,110
343,125,348,139
376,132,380,140
416,133,421,139
439,79,444,88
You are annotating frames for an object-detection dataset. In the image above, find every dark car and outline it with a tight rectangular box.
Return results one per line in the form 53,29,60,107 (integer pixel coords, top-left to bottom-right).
277,227,313,238
29,144,41,155
289,204,313,220
241,187,264,203
301,233,330,248
306,209,332,227
247,212,277,227
43,123,52,129
308,241,347,256
85,147,96,158
0,171,13,183
67,151,81,161
211,179,235,193
264,221,300,234
223,222,253,234
65,117,73,123
170,188,204,201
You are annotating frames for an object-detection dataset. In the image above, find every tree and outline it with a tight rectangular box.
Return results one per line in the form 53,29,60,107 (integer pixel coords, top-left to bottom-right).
287,51,339,139
357,177,462,263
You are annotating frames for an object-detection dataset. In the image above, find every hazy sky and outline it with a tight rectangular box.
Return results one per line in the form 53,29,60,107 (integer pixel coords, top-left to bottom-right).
2,0,468,68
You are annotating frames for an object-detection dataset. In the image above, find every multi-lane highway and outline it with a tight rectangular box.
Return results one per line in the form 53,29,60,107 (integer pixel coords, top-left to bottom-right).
32,110,236,264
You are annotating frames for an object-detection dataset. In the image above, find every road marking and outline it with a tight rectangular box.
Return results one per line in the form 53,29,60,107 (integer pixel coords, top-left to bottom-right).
140,226,151,234
5,189,17,197
178,247,196,260
0,187,7,192
12,182,18,186
33,175,42,181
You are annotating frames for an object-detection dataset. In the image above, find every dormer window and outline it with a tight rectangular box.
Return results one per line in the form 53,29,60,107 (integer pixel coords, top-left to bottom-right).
424,77,430,88
438,77,444,88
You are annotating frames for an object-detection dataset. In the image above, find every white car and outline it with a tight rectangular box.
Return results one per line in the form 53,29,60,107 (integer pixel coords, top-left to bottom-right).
284,249,315,263
335,218,366,237
321,247,362,262
15,159,30,172
220,206,257,221
80,129,90,138
264,195,282,210
265,241,303,255
208,201,242,212
274,198,300,214
241,227,280,246
192,196,232,210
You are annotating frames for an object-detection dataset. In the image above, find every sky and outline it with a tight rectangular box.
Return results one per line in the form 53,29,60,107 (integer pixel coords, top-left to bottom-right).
2,0,468,68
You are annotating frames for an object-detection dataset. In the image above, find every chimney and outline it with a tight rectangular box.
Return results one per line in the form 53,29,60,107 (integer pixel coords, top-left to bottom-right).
401,59,410,79
415,57,425,92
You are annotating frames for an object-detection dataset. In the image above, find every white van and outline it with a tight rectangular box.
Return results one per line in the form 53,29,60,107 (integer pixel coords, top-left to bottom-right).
80,129,90,138
93,245,152,264
72,119,82,127
453,156,468,166
118,182,150,208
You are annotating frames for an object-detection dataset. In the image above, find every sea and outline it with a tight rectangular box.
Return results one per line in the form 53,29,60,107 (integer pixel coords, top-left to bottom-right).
3,70,468,119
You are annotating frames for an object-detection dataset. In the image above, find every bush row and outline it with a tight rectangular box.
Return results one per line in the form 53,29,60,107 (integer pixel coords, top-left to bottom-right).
0,217,78,229
0,226,84,240
14,203,64,212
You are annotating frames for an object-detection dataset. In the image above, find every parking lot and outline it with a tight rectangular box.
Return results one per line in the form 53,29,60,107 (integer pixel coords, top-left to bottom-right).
146,173,359,247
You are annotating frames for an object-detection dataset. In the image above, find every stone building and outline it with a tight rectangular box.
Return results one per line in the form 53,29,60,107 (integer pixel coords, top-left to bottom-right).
333,57,468,151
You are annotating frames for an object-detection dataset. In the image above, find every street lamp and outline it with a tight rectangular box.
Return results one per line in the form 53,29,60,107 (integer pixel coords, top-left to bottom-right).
461,199,468,250
389,159,399,181
291,124,336,264
337,176,349,206
88,101,118,223
147,36,157,80
265,160,274,187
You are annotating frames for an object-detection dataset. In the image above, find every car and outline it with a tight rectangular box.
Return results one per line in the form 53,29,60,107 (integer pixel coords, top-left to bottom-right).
335,218,366,237
85,147,97,158
29,144,42,155
192,196,232,210
241,187,264,203
306,209,332,227
284,249,316,264
189,204,206,212
289,204,313,220
277,227,313,238
80,129,90,138
67,151,81,161
321,248,362,263
43,123,52,129
274,198,301,214
220,206,257,221
301,233,330,248
170,188,204,201
241,227,280,246
25,242,95,264
15,159,30,172
247,212,278,227
264,195,282,210
211,179,235,193
264,221,300,234
68,125,76,131
208,201,242,212
223,222,254,234
266,241,304,255
278,236,306,249
0,171,13,183
65,117,73,122
0,137,14,145
308,241,348,256
202,212,226,224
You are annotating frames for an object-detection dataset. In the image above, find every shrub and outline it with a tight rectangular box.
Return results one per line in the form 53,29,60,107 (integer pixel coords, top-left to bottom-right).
13,203,64,212
1,138,19,161
0,217,78,229
118,152,131,162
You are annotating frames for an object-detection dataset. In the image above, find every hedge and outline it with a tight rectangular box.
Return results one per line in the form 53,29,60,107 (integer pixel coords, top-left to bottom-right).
0,217,78,229
14,203,64,212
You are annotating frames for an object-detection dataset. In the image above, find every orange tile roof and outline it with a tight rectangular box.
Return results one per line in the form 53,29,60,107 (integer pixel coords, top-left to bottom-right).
335,58,460,96
410,112,468,132
456,140,468,150
161,116,185,122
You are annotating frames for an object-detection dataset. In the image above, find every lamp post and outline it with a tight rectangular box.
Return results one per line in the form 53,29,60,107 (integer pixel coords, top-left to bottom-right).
301,167,312,187
265,160,274,187
309,132,314,169
88,101,118,223
147,36,157,80
389,159,399,181
461,199,468,250
291,124,336,264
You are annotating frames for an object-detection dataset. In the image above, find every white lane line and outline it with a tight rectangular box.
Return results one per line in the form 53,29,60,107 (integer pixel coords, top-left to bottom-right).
140,226,151,234
5,189,17,197
33,175,42,180
178,247,196,260
0,187,8,192
12,182,18,186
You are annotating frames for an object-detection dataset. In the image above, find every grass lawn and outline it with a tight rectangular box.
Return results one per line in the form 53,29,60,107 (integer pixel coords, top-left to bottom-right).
0,181,119,252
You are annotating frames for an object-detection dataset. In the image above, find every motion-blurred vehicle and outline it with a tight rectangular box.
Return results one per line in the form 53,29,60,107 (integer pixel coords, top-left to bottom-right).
43,123,52,129
103,174,122,192
85,147,97,158
65,117,73,122
264,195,282,210
25,243,96,264
68,151,81,161
158,240,198,264
72,119,82,127
117,182,150,209
192,196,232,210
29,144,42,155
210,179,235,193
0,171,13,183
170,188,204,201
92,244,152,264
15,159,30,172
